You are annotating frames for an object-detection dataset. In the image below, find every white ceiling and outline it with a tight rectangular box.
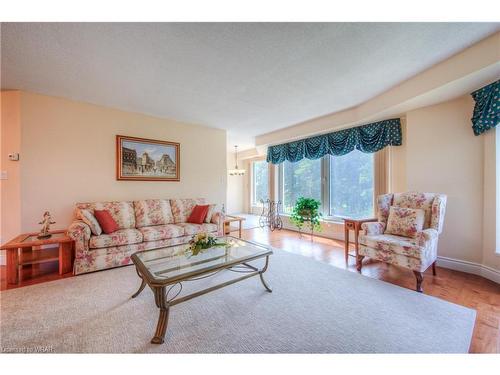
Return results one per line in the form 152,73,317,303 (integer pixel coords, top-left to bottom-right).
1,23,498,150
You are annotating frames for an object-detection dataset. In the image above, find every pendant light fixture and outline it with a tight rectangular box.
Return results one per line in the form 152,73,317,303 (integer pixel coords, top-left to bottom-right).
228,145,246,176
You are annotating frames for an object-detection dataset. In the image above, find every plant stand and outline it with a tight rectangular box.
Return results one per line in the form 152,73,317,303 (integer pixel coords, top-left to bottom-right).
258,199,283,231
297,218,316,242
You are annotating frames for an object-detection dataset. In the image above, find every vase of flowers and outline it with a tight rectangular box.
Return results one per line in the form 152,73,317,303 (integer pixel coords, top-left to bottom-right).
186,233,228,256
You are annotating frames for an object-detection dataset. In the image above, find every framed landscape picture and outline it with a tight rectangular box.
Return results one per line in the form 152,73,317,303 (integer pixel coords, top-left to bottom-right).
116,135,180,181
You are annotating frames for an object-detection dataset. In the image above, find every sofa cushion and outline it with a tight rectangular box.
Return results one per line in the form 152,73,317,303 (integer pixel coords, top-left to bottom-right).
79,209,102,236
385,206,425,238
176,223,218,235
134,199,174,227
139,224,185,242
76,201,136,229
170,198,206,223
89,228,143,249
205,204,217,223
187,205,210,224
94,210,119,234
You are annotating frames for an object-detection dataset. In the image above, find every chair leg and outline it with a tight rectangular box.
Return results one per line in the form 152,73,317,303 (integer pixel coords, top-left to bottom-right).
356,255,364,272
413,271,424,293
432,261,437,276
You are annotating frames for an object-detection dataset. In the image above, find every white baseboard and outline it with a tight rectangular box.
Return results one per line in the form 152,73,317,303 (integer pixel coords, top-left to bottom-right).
437,256,500,284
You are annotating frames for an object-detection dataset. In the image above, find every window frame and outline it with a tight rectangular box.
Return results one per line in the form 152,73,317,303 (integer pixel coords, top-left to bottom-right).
277,153,376,221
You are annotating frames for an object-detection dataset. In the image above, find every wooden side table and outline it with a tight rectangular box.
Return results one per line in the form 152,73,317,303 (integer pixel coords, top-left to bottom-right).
0,230,74,285
224,215,245,238
342,217,377,263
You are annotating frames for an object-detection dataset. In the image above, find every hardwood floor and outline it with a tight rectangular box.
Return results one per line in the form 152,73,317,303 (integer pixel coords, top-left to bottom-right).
1,227,499,353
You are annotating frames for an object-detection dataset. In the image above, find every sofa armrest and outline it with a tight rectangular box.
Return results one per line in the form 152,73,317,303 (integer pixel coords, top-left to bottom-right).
210,211,225,236
416,228,439,246
361,221,385,235
67,220,91,256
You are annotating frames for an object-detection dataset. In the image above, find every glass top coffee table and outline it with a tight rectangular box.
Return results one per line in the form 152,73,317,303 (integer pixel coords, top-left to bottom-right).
131,236,273,344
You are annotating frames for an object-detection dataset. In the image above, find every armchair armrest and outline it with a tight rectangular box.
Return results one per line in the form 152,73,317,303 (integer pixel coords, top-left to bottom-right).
67,220,91,256
361,221,385,235
416,228,439,246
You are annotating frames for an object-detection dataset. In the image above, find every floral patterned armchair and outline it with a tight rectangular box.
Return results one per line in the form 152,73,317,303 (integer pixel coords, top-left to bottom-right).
357,192,447,292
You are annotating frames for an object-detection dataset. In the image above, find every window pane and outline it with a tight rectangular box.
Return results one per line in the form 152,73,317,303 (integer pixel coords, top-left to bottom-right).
253,160,269,204
282,158,322,214
329,150,374,218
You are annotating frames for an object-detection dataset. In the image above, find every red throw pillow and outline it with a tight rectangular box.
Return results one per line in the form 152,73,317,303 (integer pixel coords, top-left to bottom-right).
93,210,119,234
187,205,210,224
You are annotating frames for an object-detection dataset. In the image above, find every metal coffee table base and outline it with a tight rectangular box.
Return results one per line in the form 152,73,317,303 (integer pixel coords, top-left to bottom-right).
132,255,272,344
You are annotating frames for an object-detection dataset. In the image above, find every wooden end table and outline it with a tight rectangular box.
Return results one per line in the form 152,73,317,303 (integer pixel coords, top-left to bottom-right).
224,215,246,238
342,217,377,263
0,230,74,285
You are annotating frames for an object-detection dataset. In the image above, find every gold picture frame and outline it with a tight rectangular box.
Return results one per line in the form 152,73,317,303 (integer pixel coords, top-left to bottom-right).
116,135,180,181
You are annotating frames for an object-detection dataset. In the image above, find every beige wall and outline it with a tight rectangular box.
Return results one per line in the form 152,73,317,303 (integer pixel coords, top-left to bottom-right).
482,128,499,270
1,91,227,235
227,151,257,215
0,91,22,243
404,95,486,264
226,151,244,214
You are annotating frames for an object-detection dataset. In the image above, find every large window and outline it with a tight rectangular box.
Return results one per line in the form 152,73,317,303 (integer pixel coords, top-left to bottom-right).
281,158,322,214
278,151,375,219
252,160,269,205
329,150,374,218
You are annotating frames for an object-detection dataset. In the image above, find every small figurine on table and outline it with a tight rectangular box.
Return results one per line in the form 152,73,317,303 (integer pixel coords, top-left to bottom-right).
38,211,56,239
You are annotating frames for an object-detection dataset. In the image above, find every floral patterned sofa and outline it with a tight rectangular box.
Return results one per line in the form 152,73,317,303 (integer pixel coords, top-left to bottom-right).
357,192,447,292
68,198,223,275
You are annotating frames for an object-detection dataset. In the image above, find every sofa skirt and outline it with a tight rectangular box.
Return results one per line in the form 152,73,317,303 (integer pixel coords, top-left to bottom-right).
74,234,195,275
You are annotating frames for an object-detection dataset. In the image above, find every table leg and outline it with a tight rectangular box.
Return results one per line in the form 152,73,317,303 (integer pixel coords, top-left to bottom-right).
258,255,272,293
59,242,74,275
354,225,359,259
151,287,170,344
6,248,19,284
344,226,349,263
132,279,147,298
238,221,242,238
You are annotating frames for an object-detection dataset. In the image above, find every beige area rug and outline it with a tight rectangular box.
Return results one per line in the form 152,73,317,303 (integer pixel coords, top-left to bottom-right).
0,249,476,353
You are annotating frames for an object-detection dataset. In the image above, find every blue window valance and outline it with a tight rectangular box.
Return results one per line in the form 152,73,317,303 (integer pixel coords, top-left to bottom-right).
471,79,500,136
266,118,402,164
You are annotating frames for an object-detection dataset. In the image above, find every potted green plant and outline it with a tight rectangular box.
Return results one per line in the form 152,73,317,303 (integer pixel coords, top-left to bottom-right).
290,197,322,238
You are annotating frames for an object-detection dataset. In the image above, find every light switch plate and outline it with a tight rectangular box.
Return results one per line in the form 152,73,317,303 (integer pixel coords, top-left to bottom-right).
0,171,7,180
8,153,20,161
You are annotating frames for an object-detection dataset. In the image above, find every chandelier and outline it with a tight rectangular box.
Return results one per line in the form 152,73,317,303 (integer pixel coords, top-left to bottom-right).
228,145,246,176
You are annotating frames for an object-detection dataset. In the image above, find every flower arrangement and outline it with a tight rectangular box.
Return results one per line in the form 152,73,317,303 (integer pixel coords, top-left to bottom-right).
187,232,227,256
